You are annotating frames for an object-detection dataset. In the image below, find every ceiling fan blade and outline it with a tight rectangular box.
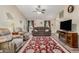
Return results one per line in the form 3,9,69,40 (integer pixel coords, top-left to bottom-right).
42,9,45,11
41,11,45,14
35,8,39,11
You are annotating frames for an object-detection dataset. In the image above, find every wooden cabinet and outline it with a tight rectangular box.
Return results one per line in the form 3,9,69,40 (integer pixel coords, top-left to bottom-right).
58,30,78,48
66,33,78,48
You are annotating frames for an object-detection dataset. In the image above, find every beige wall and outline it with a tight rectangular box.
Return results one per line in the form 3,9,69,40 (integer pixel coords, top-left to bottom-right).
53,5,79,47
64,5,79,33
53,5,79,33
34,20,44,27
0,5,27,32
51,19,56,33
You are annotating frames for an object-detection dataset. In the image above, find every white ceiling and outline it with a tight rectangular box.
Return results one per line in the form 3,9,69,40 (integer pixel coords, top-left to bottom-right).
17,5,64,20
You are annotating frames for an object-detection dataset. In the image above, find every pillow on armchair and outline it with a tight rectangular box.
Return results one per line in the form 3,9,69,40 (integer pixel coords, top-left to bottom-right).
34,29,38,32
45,29,49,32
23,32,30,41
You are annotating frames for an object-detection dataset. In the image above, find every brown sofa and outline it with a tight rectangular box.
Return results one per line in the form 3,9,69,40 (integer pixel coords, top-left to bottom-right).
32,27,51,36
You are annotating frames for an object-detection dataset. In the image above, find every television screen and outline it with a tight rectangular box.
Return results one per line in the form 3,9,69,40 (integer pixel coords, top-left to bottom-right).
60,20,72,31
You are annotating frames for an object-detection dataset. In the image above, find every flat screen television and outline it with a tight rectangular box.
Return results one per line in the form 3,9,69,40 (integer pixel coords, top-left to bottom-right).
60,20,72,31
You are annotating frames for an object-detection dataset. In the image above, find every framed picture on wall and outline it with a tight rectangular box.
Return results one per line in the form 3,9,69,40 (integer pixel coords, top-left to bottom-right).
6,12,13,19
59,10,64,18
68,5,74,13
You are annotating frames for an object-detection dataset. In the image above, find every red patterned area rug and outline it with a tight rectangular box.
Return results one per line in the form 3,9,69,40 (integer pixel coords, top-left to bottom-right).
19,36,70,53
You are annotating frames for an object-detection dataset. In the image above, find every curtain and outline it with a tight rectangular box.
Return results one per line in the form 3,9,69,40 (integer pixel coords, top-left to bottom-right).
48,21,51,28
44,20,51,28
32,20,34,28
44,21,47,27
27,20,30,32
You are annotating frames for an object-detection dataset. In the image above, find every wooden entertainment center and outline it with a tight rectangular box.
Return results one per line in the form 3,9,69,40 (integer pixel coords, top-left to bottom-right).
58,30,78,48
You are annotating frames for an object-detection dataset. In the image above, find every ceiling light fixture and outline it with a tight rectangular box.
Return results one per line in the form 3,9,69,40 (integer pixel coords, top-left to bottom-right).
33,5,46,14
37,11,42,14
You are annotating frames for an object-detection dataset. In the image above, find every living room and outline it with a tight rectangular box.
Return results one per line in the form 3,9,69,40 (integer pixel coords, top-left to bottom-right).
0,5,79,53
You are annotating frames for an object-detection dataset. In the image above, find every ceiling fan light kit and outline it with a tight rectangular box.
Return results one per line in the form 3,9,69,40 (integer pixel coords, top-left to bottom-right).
33,5,46,14
37,11,42,14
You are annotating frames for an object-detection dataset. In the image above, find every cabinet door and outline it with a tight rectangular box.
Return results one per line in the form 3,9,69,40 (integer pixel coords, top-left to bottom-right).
72,33,78,48
67,33,78,48
67,34,72,47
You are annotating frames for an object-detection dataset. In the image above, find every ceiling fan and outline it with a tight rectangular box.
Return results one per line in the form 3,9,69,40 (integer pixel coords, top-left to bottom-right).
33,5,46,14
